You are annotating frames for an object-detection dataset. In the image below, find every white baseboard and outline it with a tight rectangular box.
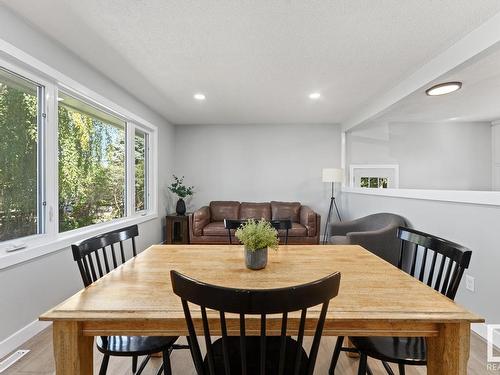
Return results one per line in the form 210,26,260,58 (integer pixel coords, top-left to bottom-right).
472,323,500,350
0,320,51,360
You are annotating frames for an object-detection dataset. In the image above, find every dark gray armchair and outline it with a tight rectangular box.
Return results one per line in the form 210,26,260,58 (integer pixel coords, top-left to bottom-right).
329,213,407,266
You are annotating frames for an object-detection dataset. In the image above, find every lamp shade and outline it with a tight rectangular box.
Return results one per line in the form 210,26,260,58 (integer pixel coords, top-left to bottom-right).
322,168,343,182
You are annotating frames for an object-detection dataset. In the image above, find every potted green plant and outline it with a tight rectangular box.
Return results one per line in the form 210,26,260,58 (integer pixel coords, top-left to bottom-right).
168,175,194,215
235,219,279,270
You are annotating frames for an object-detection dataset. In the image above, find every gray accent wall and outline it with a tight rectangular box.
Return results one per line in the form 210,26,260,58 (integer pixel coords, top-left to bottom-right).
174,123,341,224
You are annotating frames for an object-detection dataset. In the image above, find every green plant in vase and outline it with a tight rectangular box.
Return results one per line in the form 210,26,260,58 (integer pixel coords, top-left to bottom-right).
235,219,279,270
168,175,194,215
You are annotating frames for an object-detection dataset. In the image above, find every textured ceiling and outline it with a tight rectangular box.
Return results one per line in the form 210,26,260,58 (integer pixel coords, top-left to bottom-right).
365,44,500,125
3,1,500,125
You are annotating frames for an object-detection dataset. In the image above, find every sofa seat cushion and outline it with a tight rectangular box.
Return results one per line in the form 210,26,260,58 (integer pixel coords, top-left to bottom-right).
330,235,351,245
271,201,301,222
210,201,240,222
239,202,271,220
279,222,307,237
203,222,230,236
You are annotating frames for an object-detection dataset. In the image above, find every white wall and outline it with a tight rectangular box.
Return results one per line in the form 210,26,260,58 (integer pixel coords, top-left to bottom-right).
347,121,492,190
0,7,175,345
174,123,341,223
342,191,500,336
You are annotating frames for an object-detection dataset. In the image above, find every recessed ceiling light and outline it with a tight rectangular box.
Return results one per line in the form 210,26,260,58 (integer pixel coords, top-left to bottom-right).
309,92,321,100
425,82,462,96
194,93,206,101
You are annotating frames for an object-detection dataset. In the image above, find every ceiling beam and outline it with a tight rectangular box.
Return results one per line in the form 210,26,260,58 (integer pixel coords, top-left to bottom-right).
342,10,500,131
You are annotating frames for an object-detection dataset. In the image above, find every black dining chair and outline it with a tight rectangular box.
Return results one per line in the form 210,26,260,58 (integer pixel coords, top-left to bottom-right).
329,226,472,375
224,219,292,244
72,225,187,375
171,269,341,375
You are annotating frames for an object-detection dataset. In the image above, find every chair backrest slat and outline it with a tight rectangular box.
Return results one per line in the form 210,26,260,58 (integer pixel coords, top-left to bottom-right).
72,225,140,287
119,241,126,263
397,226,472,300
201,306,216,375
171,270,341,375
418,247,428,282
260,314,266,375
219,311,231,375
87,254,98,283
110,244,118,268
239,313,247,375
427,251,438,287
409,243,418,277
102,247,110,273
278,312,288,375
306,301,330,375
293,308,307,375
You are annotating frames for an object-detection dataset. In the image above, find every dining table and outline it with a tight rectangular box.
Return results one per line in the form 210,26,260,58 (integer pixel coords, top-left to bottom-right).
40,244,483,374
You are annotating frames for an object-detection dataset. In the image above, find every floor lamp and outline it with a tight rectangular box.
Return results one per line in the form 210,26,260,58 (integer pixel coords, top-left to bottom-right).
322,168,343,245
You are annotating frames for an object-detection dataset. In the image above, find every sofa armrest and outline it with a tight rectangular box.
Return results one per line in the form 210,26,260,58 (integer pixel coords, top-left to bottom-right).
191,206,210,236
300,206,318,237
330,217,367,236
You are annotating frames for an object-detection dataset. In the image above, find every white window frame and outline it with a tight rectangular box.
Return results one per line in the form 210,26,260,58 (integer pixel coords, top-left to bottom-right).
349,164,400,189
0,40,159,269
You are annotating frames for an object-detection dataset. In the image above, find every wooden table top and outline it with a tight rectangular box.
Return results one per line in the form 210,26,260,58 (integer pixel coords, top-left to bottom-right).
41,245,482,325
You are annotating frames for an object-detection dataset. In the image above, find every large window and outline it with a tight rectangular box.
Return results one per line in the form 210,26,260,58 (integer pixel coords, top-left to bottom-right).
0,60,156,252
58,92,126,232
0,68,43,242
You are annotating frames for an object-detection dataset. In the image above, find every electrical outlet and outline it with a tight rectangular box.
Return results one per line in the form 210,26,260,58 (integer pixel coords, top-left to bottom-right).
465,275,475,292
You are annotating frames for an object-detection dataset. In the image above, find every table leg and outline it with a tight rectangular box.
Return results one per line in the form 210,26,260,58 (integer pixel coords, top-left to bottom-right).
427,322,470,375
53,321,94,375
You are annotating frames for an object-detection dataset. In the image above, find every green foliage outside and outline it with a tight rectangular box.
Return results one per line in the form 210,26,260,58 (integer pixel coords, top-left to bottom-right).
0,71,145,241
235,219,279,251
135,132,146,211
0,81,38,241
58,104,125,232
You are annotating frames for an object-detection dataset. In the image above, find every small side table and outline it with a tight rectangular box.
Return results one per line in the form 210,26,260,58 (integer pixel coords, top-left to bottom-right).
165,214,190,244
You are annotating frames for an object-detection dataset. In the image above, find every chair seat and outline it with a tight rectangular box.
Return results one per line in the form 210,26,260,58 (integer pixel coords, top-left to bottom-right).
350,336,427,365
204,336,309,374
96,335,178,356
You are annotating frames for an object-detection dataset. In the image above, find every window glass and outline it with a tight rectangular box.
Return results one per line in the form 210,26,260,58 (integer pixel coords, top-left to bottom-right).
0,68,41,241
134,129,147,211
58,92,126,232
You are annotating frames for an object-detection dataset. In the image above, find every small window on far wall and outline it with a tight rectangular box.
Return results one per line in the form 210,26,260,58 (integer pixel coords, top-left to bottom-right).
360,177,388,189
350,164,399,189
58,92,126,232
0,68,43,242
135,129,148,212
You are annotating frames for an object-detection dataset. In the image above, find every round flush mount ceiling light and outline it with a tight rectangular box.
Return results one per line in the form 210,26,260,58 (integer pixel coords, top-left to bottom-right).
309,92,321,100
425,82,462,96
193,93,206,101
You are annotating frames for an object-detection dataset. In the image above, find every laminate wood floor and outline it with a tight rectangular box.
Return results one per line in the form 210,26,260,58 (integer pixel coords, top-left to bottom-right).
1,327,498,374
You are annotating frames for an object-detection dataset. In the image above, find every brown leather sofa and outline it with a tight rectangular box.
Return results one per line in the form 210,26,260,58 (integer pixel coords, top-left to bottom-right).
189,201,320,244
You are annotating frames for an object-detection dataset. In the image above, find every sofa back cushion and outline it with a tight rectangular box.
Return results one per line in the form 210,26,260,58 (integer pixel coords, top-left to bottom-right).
271,201,301,222
210,201,240,222
239,202,271,220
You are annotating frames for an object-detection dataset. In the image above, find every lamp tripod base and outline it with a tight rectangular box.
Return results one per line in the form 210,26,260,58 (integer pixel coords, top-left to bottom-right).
322,196,342,245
